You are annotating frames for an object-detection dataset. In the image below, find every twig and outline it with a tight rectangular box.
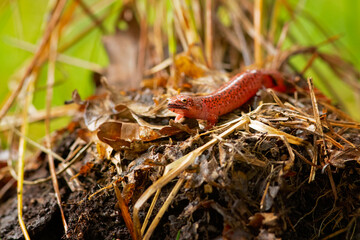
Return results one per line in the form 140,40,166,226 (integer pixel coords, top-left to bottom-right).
59,5,113,53
45,26,68,233
301,52,318,74
293,149,320,168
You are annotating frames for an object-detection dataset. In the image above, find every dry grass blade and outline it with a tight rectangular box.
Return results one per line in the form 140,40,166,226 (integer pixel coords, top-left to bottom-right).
0,104,78,132
75,0,107,33
319,101,355,122
254,0,263,66
4,37,103,73
267,89,285,108
318,52,360,92
141,189,161,235
205,0,213,68
59,4,113,52
248,119,307,146
153,1,165,64
144,58,172,76
327,119,360,129
279,134,296,171
172,0,204,62
172,0,190,49
16,72,37,240
143,178,184,240
10,127,66,162
321,216,356,240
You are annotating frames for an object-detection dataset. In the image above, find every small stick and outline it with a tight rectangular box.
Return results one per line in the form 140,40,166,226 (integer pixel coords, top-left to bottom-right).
307,77,321,182
260,166,272,210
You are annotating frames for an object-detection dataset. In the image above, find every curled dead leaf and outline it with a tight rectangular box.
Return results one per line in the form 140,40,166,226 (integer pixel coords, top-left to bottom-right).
97,121,189,151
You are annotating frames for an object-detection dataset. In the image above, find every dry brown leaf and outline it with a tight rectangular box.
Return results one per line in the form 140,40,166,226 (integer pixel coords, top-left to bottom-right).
328,147,360,168
71,91,113,131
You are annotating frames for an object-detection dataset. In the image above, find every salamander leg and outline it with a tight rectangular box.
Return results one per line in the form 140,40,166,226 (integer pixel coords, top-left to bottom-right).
205,115,218,130
175,114,184,122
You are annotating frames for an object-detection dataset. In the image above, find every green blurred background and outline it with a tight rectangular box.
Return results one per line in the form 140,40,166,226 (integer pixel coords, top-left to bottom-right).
0,0,359,140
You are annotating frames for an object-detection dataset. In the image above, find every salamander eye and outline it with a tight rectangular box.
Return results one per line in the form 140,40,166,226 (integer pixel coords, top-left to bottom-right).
181,98,187,103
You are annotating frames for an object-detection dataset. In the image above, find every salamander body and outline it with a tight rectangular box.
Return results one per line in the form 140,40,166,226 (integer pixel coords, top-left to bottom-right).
167,69,287,128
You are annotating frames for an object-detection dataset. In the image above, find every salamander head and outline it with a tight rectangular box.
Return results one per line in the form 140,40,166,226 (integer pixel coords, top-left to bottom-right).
167,95,203,119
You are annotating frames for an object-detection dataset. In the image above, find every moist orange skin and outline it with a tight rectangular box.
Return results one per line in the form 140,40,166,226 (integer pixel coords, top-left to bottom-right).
167,69,286,129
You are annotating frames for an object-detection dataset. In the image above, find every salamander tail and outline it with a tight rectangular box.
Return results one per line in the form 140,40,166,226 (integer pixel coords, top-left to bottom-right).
261,70,291,93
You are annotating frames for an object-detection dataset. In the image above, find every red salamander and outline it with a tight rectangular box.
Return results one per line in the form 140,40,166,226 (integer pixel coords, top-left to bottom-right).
167,69,287,129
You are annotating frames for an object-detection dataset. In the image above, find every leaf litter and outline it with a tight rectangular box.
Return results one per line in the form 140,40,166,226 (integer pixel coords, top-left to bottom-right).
1,1,360,240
